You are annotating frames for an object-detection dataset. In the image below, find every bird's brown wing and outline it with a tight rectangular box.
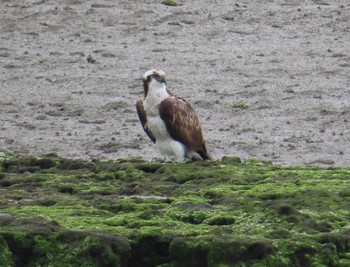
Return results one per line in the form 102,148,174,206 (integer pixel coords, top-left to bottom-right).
136,100,156,143
158,97,209,159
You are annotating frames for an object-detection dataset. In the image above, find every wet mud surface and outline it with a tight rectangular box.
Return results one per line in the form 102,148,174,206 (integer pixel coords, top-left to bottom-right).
1,0,349,166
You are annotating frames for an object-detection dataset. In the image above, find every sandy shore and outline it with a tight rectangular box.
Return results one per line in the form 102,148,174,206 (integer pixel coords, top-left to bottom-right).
1,0,349,166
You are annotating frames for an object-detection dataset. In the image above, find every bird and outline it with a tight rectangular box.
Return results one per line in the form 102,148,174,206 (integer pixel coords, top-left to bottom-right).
136,69,210,162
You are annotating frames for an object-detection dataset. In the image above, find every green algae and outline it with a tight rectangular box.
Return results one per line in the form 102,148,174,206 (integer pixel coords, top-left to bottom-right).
0,156,350,266
162,0,178,6
0,235,14,267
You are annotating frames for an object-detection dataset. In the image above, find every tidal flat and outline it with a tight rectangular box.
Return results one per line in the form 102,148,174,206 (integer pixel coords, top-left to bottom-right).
0,154,349,266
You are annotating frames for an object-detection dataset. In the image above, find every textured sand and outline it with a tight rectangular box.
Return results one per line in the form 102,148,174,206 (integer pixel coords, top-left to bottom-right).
1,0,349,166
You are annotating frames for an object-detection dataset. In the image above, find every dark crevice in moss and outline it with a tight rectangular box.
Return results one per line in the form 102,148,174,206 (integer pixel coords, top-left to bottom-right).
129,236,171,267
134,163,163,174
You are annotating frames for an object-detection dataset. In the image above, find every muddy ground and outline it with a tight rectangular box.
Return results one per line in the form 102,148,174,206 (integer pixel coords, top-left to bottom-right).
0,0,349,166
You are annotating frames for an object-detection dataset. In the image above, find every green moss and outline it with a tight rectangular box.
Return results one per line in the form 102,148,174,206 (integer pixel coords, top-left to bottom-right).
162,0,178,6
0,235,14,267
1,156,57,173
205,215,236,226
221,156,242,165
232,100,251,109
87,54,97,64
0,218,130,266
0,151,13,164
0,156,350,265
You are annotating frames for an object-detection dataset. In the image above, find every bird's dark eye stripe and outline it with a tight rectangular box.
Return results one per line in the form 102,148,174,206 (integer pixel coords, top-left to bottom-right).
147,74,160,81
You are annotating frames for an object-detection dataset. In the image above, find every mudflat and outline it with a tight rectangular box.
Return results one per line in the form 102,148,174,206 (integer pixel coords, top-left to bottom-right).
1,0,349,166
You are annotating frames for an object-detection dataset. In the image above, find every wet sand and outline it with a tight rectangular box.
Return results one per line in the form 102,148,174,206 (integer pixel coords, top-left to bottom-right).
1,0,349,166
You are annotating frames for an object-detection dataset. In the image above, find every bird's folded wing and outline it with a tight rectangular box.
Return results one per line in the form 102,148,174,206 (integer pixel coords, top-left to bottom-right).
158,97,205,152
136,100,156,143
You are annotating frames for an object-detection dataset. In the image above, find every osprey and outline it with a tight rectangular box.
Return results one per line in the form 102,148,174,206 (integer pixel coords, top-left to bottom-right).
136,69,210,161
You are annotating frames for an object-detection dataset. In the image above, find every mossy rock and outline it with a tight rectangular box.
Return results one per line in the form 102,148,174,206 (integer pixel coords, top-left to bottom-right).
0,216,130,267
0,235,14,267
221,156,242,165
2,156,57,173
205,215,236,225
0,155,350,266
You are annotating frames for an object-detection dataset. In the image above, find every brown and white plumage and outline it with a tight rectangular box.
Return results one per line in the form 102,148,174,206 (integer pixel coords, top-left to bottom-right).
136,69,210,161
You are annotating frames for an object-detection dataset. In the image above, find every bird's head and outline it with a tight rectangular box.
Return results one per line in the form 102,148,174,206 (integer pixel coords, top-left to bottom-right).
142,69,166,97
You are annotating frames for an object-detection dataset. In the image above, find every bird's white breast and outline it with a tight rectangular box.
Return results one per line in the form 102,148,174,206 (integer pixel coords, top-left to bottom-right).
143,85,185,161
143,82,169,115
146,115,169,141
146,115,185,161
